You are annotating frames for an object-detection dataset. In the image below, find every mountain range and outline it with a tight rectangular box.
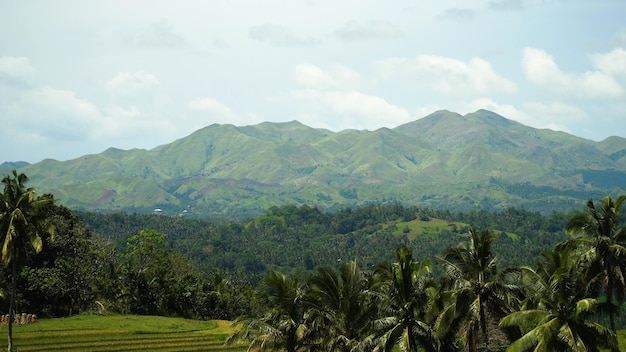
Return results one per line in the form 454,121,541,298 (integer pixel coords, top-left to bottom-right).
3,109,626,217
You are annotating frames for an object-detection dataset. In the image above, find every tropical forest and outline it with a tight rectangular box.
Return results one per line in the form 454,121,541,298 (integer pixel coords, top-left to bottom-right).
2,165,626,351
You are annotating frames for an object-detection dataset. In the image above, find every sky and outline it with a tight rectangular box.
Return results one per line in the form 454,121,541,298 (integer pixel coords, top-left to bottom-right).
1,0,626,163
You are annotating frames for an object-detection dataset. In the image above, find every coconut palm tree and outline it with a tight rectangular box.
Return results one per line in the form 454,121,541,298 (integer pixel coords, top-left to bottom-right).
367,245,439,352
304,260,377,352
226,270,308,352
437,228,517,352
499,247,618,352
561,195,626,332
0,170,55,352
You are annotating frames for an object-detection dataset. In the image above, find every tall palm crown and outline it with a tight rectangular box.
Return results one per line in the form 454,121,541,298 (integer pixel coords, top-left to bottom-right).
563,195,626,332
304,261,377,352
0,171,51,264
0,170,55,352
437,228,514,352
499,248,618,352
226,270,307,352
369,245,439,352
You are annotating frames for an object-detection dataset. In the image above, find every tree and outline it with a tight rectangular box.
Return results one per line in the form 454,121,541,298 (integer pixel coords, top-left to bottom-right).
18,204,115,317
120,229,196,316
304,260,377,351
368,245,439,352
437,228,516,352
562,195,626,332
227,270,308,352
0,170,55,352
499,248,618,352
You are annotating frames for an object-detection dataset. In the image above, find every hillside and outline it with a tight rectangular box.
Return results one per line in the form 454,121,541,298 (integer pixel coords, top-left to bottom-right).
12,109,626,217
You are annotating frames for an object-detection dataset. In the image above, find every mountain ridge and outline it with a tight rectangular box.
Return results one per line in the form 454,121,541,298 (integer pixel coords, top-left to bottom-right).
4,109,626,217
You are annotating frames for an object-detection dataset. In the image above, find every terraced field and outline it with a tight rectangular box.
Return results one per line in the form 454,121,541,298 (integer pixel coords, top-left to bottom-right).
0,315,246,352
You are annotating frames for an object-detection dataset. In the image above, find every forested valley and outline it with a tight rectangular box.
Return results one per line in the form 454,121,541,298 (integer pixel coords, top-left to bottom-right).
3,170,626,351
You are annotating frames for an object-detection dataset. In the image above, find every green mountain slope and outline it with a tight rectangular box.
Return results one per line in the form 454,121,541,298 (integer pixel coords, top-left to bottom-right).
13,109,626,217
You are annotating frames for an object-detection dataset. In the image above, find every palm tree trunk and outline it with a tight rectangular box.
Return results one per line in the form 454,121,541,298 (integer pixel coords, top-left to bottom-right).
480,299,489,352
7,261,16,352
469,322,478,352
407,324,418,352
607,272,616,332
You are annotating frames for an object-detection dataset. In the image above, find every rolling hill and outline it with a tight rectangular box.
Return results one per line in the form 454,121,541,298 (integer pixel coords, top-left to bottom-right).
4,109,626,217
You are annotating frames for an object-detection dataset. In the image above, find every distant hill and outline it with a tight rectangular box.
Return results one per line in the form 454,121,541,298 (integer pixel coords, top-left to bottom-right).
0,161,30,176
11,109,626,217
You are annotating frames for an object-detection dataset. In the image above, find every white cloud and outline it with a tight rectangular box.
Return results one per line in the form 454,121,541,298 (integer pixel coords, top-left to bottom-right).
106,70,160,97
293,63,363,90
102,105,177,143
334,20,402,41
291,89,411,130
522,47,624,99
375,55,517,98
0,56,35,78
466,98,530,125
466,98,590,135
524,101,588,122
188,97,235,117
187,97,261,127
14,87,105,140
107,105,141,119
5,84,170,148
248,23,319,47
591,48,626,77
522,102,589,135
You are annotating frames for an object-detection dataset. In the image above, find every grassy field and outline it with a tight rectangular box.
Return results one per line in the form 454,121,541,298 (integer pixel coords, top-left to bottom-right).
2,314,626,351
392,217,467,240
392,217,520,242
0,315,246,352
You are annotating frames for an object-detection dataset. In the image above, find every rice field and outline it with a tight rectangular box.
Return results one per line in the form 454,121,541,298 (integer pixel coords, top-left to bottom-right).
0,315,246,352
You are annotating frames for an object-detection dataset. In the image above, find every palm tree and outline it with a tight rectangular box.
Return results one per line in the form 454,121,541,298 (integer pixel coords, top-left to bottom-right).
226,270,308,352
561,195,626,332
437,228,517,352
304,260,377,351
499,248,618,352
367,245,439,352
0,170,55,352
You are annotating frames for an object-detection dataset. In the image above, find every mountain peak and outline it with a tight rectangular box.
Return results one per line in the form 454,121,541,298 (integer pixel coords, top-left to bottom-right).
238,120,331,144
393,110,464,136
464,109,513,127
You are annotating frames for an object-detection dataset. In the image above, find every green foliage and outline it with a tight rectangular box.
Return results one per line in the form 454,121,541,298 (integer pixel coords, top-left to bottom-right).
3,172,625,352
76,204,569,281
499,248,619,352
0,169,56,351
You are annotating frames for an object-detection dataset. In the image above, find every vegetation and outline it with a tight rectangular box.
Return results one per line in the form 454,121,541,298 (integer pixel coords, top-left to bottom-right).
77,204,570,279
0,315,246,351
2,169,626,351
0,170,55,351
228,219,623,351
562,195,626,332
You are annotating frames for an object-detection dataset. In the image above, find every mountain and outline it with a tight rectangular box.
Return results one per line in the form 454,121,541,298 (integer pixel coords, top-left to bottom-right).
11,110,626,217
0,161,30,176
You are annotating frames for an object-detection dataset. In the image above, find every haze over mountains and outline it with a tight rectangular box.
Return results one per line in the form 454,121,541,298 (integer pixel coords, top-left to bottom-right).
3,109,626,217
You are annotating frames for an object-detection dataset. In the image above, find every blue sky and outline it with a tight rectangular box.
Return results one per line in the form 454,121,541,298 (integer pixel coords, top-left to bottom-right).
1,0,625,163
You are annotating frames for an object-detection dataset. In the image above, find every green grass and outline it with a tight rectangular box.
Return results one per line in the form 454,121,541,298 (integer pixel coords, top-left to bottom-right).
0,314,246,352
393,217,521,243
393,217,468,240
